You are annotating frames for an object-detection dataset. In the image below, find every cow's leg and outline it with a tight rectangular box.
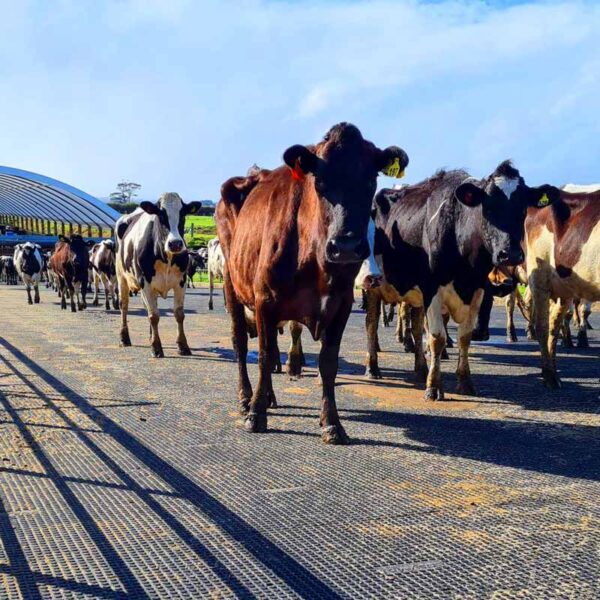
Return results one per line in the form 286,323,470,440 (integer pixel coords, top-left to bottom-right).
425,292,446,401
112,278,119,310
33,280,40,304
575,301,590,348
270,333,282,375
92,272,100,306
411,306,428,383
506,291,518,342
382,303,393,327
562,301,574,348
244,303,278,433
401,302,415,352
365,290,382,379
208,271,214,310
444,313,454,349
286,321,304,378
140,287,163,358
59,279,67,310
396,302,404,344
522,286,536,340
225,274,252,413
173,284,191,356
118,277,132,346
549,298,569,377
68,279,77,312
320,300,353,445
455,321,476,396
531,276,559,389
471,285,493,341
25,281,33,305
101,273,111,310
583,302,592,330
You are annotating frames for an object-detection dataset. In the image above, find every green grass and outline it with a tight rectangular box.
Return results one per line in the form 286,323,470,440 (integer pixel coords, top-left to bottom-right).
185,215,216,249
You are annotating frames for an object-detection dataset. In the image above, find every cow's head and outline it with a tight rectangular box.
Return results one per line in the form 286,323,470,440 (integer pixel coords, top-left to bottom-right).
355,218,384,289
140,193,202,255
283,122,409,265
454,160,560,267
16,242,40,275
59,235,94,277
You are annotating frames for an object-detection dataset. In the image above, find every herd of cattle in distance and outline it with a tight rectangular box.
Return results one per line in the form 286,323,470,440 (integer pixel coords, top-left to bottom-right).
1,122,598,445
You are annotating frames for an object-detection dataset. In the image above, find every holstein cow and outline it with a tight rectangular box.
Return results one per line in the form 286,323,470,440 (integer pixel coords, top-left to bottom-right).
90,239,119,310
525,188,600,388
372,161,560,400
186,250,205,288
217,122,409,443
115,193,202,357
13,242,43,304
0,256,18,285
207,237,226,310
49,235,94,311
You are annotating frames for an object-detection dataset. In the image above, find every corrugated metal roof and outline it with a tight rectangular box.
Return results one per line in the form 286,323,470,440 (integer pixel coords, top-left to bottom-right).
0,166,120,229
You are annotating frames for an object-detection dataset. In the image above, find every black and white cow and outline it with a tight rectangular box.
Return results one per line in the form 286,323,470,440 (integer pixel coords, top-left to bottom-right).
91,239,119,310
207,237,226,310
13,242,43,304
371,161,560,400
0,256,18,285
116,193,202,357
186,250,206,288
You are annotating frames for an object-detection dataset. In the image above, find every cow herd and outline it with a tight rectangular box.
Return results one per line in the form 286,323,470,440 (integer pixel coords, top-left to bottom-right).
1,122,598,446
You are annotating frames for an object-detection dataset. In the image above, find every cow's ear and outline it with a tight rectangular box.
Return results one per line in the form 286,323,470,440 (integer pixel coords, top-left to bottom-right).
377,146,409,178
184,201,202,215
283,145,318,179
374,189,393,216
455,182,487,207
140,201,160,215
527,184,560,208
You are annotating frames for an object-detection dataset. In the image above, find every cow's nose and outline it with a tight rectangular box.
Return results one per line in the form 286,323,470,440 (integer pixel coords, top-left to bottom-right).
326,236,369,264
363,274,383,290
168,239,184,253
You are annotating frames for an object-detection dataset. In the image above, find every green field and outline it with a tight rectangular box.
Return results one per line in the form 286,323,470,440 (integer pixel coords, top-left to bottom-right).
184,214,216,249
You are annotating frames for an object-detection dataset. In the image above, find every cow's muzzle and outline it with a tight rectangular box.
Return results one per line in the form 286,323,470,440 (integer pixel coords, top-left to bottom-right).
326,236,369,264
495,248,524,267
362,274,383,290
168,239,184,254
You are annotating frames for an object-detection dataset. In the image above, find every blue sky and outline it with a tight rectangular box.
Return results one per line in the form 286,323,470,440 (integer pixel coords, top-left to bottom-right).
0,0,598,201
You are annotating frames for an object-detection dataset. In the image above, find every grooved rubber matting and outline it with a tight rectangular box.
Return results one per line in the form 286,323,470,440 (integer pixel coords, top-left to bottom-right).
0,285,598,599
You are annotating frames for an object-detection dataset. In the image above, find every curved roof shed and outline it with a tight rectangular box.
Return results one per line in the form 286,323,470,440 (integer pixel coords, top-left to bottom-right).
0,166,120,233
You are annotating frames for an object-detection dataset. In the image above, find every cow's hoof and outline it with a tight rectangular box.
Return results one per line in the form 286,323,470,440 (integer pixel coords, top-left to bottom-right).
71,307,77,313
446,336,454,349
561,337,574,349
28,299,33,305
441,348,449,360
268,391,278,409
542,368,561,390
471,329,489,341
321,424,350,445
272,363,282,374
244,412,267,433
403,338,415,353
92,300,99,307
113,301,119,311
365,366,382,380
34,298,40,304
425,387,444,401
286,356,303,379
239,399,250,415
178,346,192,356
456,379,476,396
208,303,214,311
576,332,589,349
152,347,164,358
507,335,518,343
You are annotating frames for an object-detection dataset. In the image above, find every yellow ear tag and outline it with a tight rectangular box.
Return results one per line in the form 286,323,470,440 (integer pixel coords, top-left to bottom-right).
539,193,550,207
382,157,405,178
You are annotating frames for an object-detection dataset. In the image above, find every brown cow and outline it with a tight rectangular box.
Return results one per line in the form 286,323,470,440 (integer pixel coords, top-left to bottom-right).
48,235,94,312
216,123,409,444
525,189,600,388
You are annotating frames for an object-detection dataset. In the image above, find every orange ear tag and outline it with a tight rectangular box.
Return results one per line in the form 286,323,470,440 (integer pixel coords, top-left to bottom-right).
291,159,305,181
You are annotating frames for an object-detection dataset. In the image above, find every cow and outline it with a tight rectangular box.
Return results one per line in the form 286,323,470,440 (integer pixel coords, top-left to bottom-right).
525,188,600,388
0,256,17,285
186,250,206,288
372,161,560,400
217,122,409,444
48,235,94,311
90,239,119,310
13,242,43,304
115,193,202,357
207,237,226,310
562,298,593,348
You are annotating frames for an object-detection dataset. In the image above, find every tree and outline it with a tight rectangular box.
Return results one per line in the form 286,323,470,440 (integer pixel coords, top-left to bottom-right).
110,181,141,204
